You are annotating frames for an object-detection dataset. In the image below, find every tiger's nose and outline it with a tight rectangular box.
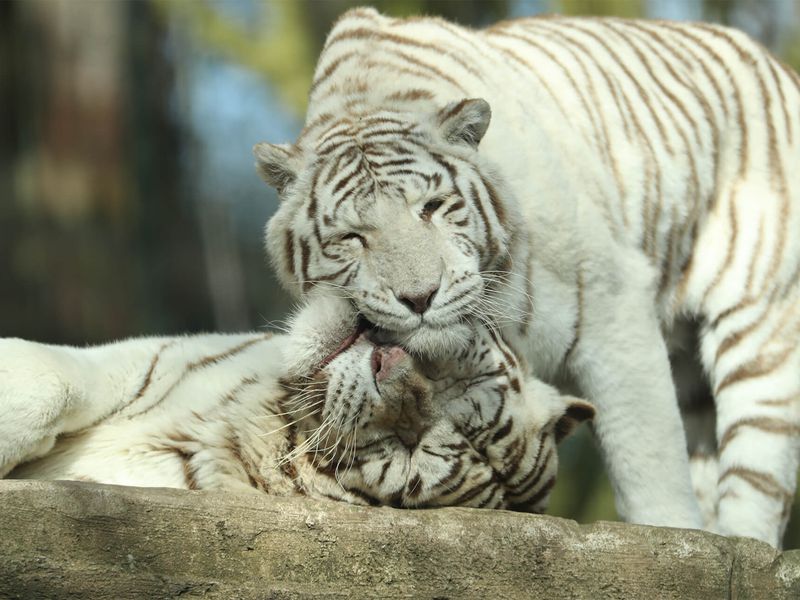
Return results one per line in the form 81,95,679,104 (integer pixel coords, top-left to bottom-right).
397,286,438,314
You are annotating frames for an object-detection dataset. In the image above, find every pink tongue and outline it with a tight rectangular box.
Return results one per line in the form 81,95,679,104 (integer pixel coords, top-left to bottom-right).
319,329,361,368
372,346,408,382
319,321,367,368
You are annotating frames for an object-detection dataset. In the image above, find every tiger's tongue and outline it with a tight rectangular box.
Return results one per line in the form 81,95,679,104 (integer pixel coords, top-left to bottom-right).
319,319,369,368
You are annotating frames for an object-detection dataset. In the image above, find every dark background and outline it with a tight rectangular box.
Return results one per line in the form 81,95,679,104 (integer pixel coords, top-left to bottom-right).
2,0,798,547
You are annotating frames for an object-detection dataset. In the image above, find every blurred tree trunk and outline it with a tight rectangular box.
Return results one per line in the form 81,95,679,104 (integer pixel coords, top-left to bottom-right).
0,0,212,343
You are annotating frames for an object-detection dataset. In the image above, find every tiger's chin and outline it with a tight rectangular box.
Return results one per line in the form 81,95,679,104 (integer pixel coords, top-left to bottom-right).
395,322,474,359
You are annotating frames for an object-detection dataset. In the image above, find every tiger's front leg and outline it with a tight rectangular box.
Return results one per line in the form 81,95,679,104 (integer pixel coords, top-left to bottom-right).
568,289,704,530
0,336,174,476
0,339,90,476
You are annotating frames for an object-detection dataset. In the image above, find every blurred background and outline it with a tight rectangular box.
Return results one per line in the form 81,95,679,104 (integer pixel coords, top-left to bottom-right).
2,0,799,547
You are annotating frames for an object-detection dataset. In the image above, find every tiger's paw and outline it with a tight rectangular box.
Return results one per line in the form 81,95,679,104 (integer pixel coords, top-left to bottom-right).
0,339,76,476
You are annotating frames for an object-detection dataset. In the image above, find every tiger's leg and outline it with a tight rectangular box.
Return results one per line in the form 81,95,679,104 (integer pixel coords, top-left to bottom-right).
568,287,703,529
688,453,719,531
700,297,800,547
0,337,175,476
0,339,93,476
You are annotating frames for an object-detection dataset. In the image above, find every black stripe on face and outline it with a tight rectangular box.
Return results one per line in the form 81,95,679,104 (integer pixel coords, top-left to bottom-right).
299,238,312,291
284,229,297,279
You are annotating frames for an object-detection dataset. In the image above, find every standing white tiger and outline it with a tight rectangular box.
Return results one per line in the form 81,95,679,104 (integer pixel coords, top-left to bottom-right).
255,9,800,546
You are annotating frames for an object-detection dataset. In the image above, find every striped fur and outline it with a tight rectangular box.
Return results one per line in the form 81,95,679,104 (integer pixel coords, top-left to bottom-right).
256,9,800,546
0,297,590,512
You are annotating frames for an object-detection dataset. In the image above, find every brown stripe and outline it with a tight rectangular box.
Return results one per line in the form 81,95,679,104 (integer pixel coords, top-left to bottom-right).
715,344,794,395
484,320,517,372
509,444,552,501
709,295,759,331
757,394,800,407
90,341,176,426
530,22,629,203
469,180,498,268
718,416,800,454
132,343,169,401
229,431,270,492
655,23,729,121
564,268,584,363
701,191,739,306
482,39,567,119
385,48,467,93
568,21,674,156
221,376,259,405
713,306,768,365
479,175,507,228
451,477,499,507
324,26,482,82
167,445,198,490
297,112,334,145
665,24,748,181
385,88,435,102
517,248,535,336
299,237,311,292
490,28,612,160
439,98,469,123
283,229,296,278
516,475,556,511
309,51,358,97
745,216,765,294
614,21,703,147
719,466,792,502
126,335,271,420
614,71,659,257
766,57,793,146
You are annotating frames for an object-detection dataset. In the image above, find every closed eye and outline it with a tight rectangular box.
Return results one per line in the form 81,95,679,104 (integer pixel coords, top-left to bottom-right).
340,232,368,247
420,199,445,220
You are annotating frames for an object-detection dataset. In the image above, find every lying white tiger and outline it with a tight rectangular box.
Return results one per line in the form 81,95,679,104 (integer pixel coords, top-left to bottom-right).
255,9,800,546
0,296,592,511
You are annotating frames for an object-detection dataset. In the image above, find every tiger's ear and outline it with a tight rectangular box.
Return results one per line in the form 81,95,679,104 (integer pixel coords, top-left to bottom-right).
437,98,491,148
554,397,595,443
253,142,297,195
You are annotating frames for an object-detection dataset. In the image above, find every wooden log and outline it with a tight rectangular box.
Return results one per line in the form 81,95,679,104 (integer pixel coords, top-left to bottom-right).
0,480,798,599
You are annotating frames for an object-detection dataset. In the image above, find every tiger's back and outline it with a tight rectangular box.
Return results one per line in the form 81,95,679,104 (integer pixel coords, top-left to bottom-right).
307,11,800,310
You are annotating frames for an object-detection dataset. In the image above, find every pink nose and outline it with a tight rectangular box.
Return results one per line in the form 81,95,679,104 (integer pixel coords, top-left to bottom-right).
371,345,408,382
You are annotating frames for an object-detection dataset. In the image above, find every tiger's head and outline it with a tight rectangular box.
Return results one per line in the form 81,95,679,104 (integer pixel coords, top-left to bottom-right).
257,98,522,357
280,296,592,511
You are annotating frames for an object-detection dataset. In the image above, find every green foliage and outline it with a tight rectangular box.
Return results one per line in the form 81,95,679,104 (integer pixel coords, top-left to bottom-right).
153,0,315,114
556,0,643,18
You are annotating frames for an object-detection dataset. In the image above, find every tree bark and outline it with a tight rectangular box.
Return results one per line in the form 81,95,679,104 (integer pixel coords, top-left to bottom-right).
0,480,798,599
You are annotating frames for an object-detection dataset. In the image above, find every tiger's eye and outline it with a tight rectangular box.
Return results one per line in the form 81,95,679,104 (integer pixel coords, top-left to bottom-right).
420,199,445,220
340,232,367,247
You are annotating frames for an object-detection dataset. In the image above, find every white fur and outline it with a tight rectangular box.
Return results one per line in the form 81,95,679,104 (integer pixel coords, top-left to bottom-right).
1,296,590,512
258,10,800,546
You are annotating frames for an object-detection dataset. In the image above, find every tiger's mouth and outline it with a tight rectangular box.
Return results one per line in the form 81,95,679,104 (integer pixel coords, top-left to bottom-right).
318,316,412,384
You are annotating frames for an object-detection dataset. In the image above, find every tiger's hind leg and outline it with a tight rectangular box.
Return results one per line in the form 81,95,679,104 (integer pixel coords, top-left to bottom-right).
699,294,800,547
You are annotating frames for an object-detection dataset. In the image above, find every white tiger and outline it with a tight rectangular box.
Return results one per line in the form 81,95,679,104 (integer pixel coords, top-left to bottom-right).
0,295,592,511
254,9,800,546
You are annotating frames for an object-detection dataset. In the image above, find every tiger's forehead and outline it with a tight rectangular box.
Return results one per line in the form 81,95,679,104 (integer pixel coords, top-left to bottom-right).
308,126,447,216
308,113,425,154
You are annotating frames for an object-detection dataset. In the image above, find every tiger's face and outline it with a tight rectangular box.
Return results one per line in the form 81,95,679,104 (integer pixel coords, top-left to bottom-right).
260,99,516,357
281,296,592,511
